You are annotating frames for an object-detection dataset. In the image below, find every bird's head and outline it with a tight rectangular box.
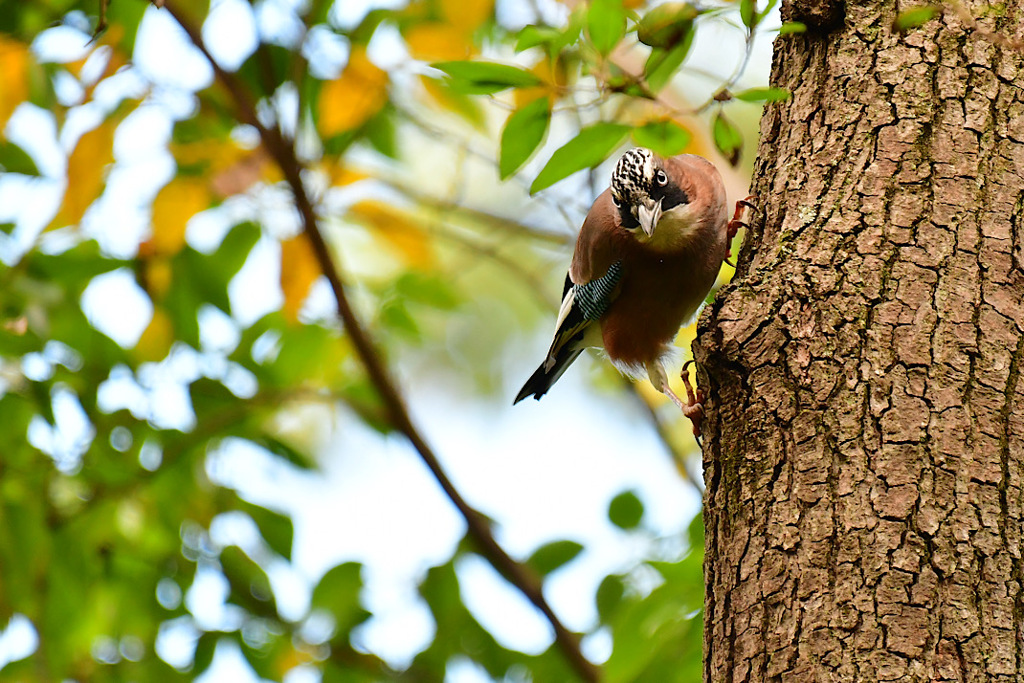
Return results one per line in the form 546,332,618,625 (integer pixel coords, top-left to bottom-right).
609,147,690,240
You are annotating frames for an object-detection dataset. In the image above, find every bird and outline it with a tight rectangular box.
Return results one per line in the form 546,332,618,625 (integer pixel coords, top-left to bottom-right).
514,147,743,432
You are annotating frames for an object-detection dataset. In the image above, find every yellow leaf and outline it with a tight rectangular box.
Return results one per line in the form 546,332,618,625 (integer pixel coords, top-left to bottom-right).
405,24,473,61
170,138,250,174
513,58,566,109
280,235,320,323
442,0,493,34
149,177,210,255
53,120,117,228
347,200,434,269
320,161,368,187
273,646,314,680
140,257,174,300
318,50,388,137
0,37,29,128
260,155,284,184
135,307,174,361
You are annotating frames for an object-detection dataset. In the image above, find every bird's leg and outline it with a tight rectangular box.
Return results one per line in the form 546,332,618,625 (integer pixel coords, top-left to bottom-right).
647,362,681,406
679,360,705,440
724,195,758,266
647,361,704,443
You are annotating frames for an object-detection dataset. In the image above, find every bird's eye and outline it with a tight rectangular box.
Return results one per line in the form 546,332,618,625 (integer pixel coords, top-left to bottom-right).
655,170,668,186
611,195,621,207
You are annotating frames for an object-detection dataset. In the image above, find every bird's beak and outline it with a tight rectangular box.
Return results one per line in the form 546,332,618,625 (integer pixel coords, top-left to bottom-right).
636,197,663,237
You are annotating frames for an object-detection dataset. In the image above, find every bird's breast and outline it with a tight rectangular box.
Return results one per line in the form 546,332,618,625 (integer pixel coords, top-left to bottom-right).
599,250,720,365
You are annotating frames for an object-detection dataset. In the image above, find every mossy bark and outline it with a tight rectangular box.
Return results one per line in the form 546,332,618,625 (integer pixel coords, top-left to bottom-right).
696,1,1024,680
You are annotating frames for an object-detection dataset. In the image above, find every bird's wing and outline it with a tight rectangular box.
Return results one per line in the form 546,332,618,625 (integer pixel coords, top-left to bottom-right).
512,263,623,404
543,261,624,371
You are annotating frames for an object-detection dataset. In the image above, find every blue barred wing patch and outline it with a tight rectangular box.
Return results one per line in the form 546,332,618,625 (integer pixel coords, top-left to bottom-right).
573,260,623,320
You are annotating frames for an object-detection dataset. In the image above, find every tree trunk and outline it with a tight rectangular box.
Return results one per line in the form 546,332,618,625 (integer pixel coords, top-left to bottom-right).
696,1,1024,681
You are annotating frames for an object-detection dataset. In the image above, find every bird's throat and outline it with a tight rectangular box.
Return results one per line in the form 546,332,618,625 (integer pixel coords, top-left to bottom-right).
641,206,698,252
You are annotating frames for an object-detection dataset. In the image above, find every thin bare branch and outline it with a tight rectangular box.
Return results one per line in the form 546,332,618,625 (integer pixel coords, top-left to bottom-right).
376,176,573,246
161,4,599,680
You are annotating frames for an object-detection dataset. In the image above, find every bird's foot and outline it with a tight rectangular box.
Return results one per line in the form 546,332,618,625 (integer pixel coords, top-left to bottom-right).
680,360,705,441
725,195,758,261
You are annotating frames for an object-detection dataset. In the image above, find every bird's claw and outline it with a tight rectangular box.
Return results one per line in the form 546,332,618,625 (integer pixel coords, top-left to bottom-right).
725,195,758,264
680,360,705,441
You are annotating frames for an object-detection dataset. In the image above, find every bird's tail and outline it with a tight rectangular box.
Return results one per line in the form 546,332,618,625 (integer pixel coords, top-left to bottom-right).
513,349,582,405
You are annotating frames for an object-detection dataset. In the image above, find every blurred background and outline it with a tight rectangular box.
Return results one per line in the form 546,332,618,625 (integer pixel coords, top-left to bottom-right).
0,0,777,680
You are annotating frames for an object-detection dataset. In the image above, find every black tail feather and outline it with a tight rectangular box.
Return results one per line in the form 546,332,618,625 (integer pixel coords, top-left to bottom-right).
513,349,582,405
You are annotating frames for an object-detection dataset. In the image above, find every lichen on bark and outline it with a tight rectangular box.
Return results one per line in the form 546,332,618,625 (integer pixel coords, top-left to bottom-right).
696,1,1024,681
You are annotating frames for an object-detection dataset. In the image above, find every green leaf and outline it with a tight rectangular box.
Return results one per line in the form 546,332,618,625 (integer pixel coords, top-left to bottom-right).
239,500,294,561
526,540,583,576
432,61,542,95
252,435,316,470
0,141,39,175
733,86,791,102
210,221,261,287
739,0,758,30
394,272,460,309
687,511,704,549
104,0,148,56
596,574,625,620
365,107,398,159
530,122,630,193
778,21,807,34
192,631,219,675
162,249,217,345
264,323,343,387
636,2,698,49
608,490,644,530
237,44,292,97
515,25,563,52
379,298,420,339
759,0,781,22
644,35,693,93
712,111,743,167
311,562,371,636
586,0,626,56
517,9,586,56
893,4,941,31
631,120,692,157
499,97,550,179
220,545,277,619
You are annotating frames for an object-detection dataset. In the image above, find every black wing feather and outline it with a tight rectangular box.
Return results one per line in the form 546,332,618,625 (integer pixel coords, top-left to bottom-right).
513,262,623,404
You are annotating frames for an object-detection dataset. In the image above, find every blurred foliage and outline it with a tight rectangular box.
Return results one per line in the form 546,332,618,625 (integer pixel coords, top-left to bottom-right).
0,0,770,680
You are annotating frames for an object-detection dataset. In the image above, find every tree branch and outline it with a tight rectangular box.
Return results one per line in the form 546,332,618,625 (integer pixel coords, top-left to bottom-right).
160,4,599,681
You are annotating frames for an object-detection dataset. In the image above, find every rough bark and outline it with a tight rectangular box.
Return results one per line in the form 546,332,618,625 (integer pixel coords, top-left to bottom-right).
696,1,1024,681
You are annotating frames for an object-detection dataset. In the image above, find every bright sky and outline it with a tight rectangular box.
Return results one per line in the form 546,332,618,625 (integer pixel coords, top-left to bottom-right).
1,0,778,680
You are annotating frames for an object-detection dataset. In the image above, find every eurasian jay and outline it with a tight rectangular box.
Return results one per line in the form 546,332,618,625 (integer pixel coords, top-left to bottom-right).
515,148,745,431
